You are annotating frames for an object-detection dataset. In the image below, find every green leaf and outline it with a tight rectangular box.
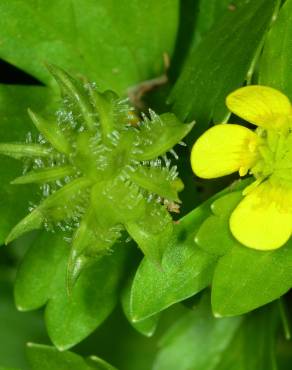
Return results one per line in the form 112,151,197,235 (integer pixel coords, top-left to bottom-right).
0,85,52,244
121,275,160,337
214,305,279,370
259,0,292,98
0,281,47,370
15,231,128,350
169,0,277,132
153,295,279,370
26,343,116,370
87,357,117,370
0,0,179,94
130,243,214,322
195,191,243,256
188,0,247,54
14,231,68,311
130,180,249,320
191,178,292,317
212,242,292,317
153,293,242,370
170,0,247,79
129,200,214,321
45,247,127,350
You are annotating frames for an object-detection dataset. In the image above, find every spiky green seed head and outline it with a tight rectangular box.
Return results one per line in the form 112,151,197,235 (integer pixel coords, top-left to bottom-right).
1,65,194,287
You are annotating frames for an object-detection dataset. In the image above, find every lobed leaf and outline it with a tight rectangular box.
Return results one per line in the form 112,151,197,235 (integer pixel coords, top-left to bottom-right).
0,0,179,94
0,280,47,370
15,230,127,350
14,231,68,311
259,0,292,99
121,275,160,337
194,179,292,317
153,295,279,370
212,241,292,317
169,0,278,135
26,343,116,370
194,179,292,316
45,246,127,350
130,180,249,320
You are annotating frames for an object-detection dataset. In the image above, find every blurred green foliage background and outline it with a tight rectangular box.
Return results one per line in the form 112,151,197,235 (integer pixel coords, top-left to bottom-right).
0,0,292,369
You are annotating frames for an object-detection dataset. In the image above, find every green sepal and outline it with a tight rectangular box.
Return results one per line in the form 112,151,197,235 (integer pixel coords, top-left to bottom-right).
28,108,71,154
90,177,174,265
74,131,103,179
91,179,145,225
46,64,97,131
134,113,194,161
38,177,91,220
128,165,183,202
5,209,44,245
88,87,119,140
6,177,90,243
11,166,74,185
66,255,95,295
69,207,101,264
67,206,121,289
0,143,51,159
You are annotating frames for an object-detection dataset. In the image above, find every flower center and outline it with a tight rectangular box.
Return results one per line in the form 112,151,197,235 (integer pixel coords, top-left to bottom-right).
251,128,292,186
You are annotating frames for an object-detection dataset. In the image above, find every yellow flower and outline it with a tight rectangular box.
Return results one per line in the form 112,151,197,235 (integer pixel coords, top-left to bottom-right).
191,85,292,251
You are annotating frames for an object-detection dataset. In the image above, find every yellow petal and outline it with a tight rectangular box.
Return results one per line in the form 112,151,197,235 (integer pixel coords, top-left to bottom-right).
230,181,292,250
226,85,292,130
191,124,259,179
